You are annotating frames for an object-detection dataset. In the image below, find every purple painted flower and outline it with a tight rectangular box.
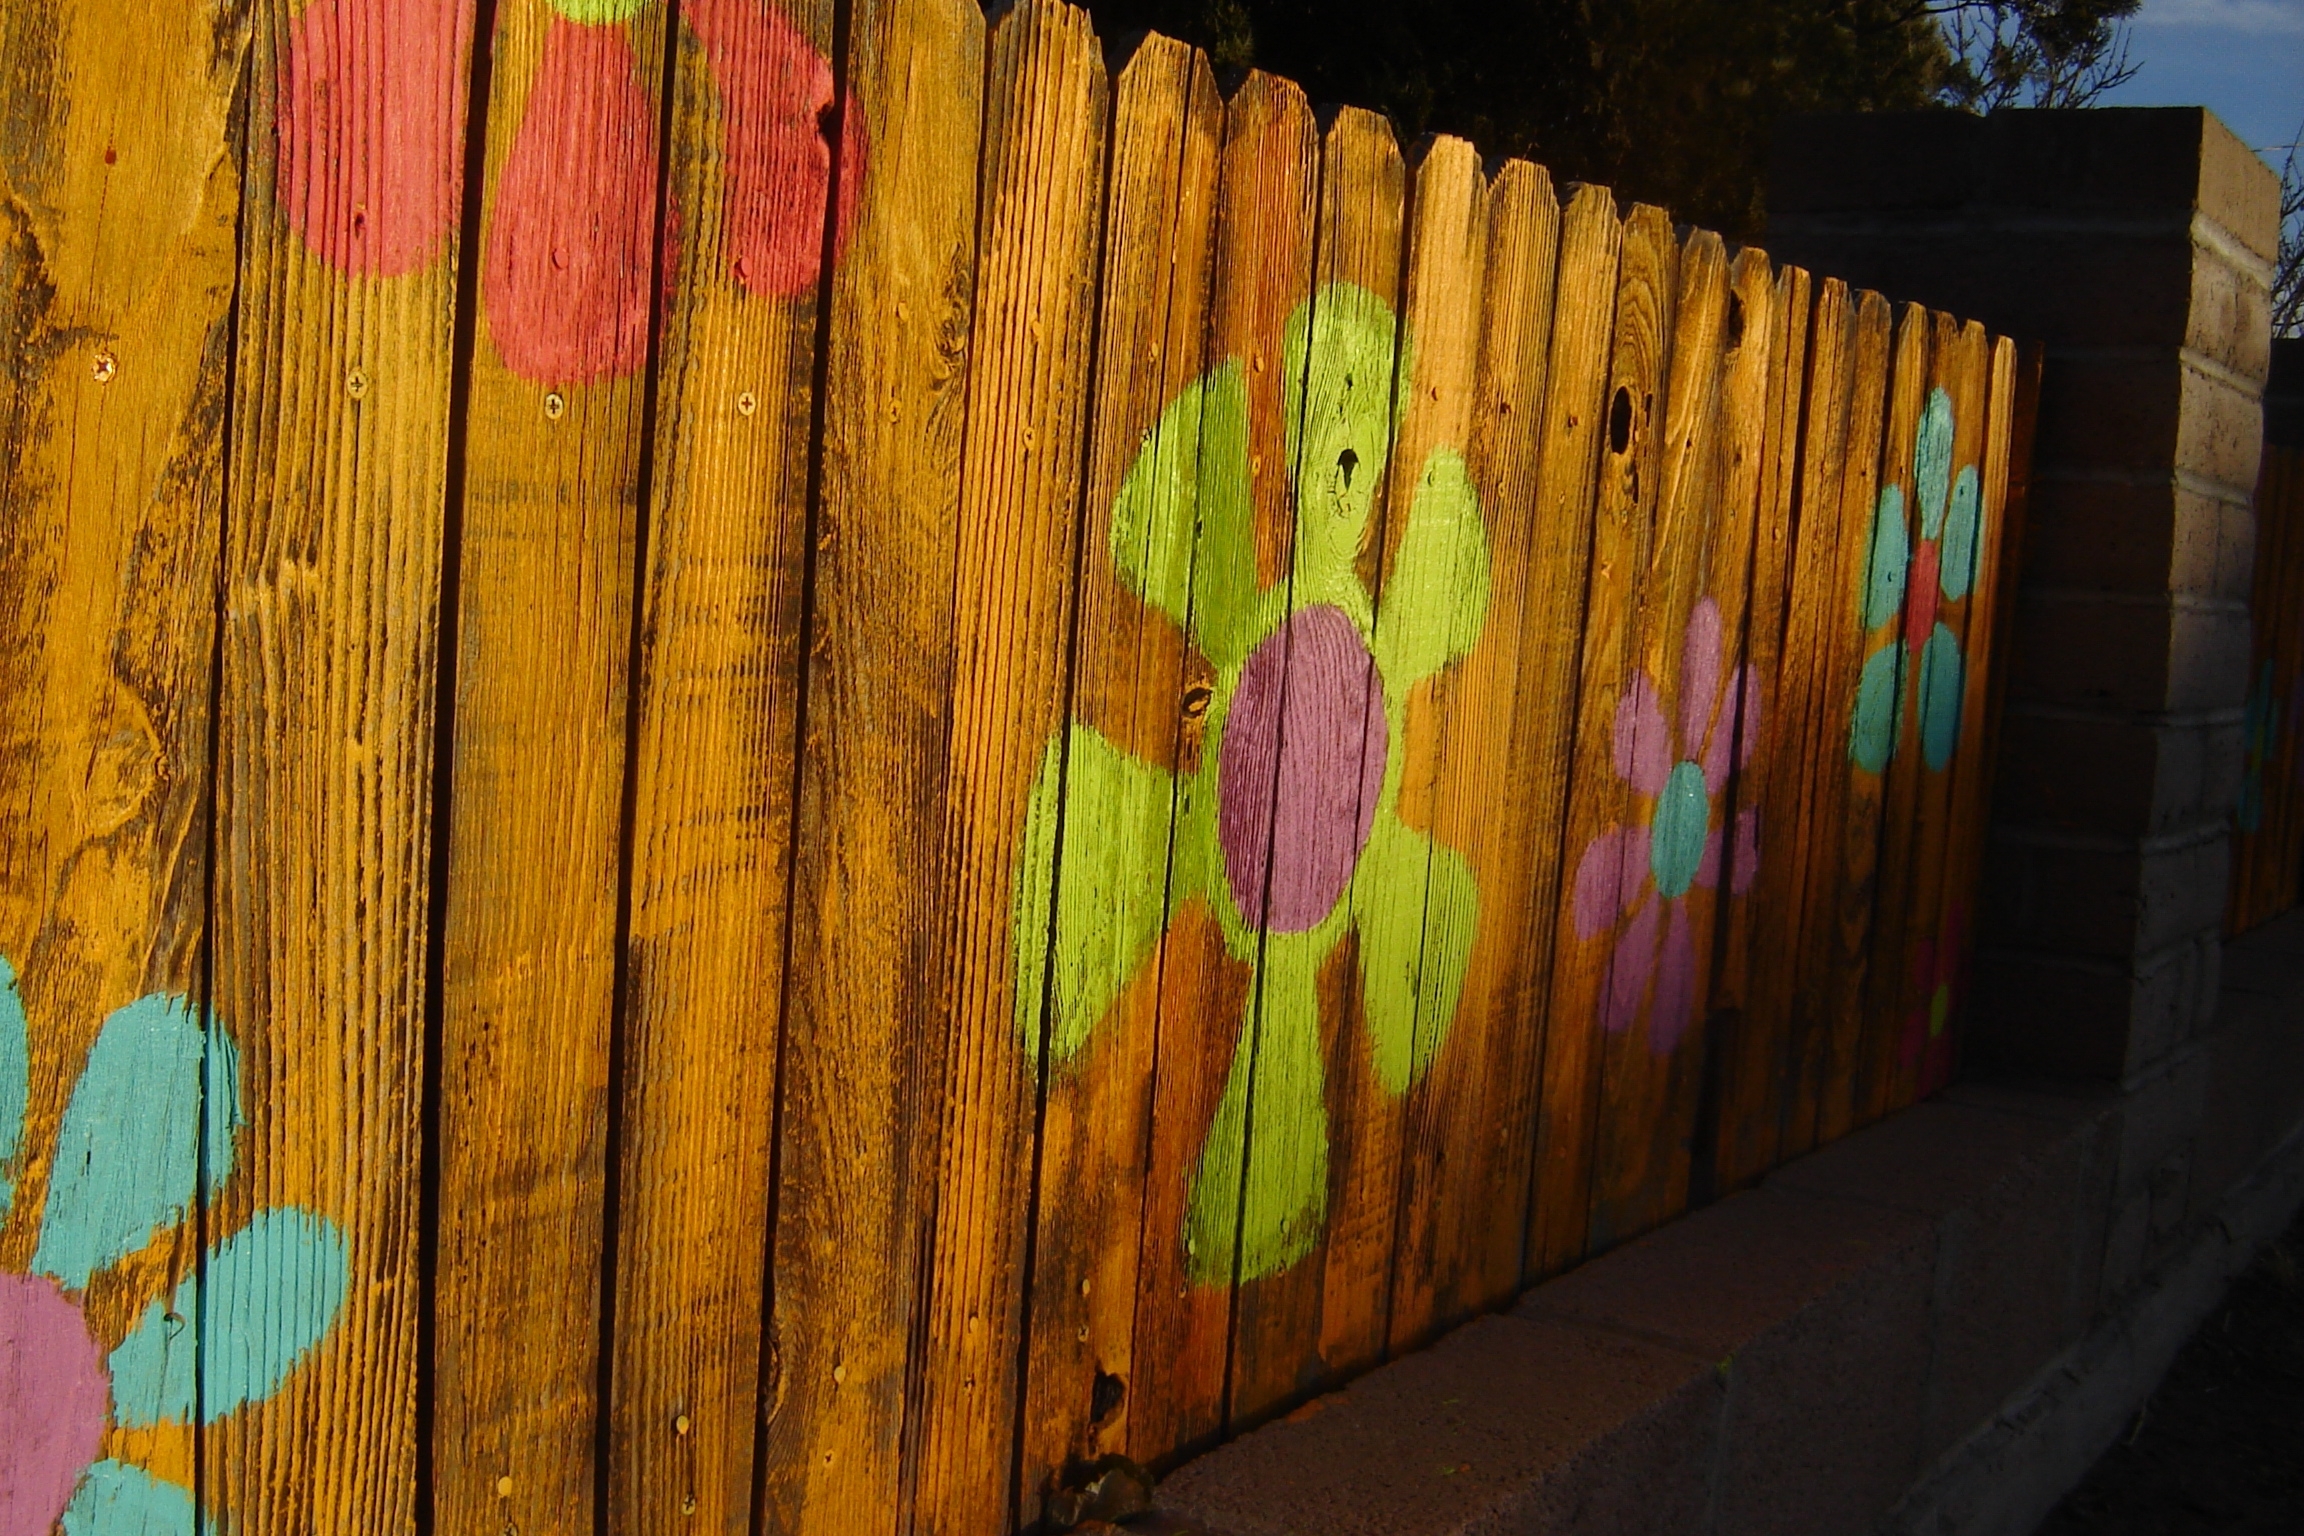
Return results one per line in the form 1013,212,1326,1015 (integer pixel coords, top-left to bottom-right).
1570,597,1760,1053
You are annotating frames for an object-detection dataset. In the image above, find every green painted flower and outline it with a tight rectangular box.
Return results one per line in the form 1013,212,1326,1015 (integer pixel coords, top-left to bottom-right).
1851,386,1983,775
1012,282,1489,1285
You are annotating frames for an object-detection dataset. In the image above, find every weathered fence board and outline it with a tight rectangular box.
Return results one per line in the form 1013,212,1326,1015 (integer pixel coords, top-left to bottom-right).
1385,156,1562,1350
0,5,2042,1528
2232,440,2304,935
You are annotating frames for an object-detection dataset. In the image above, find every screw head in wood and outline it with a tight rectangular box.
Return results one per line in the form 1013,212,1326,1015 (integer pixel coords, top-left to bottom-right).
497,1476,514,1499
91,350,116,383
347,368,369,400
674,1413,691,1436
737,390,757,417
544,391,566,420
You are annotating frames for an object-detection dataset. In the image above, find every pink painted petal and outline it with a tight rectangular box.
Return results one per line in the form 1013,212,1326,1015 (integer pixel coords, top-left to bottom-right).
278,0,474,276
1602,890,1661,1035
684,0,866,297
1731,806,1760,894
1702,661,1759,793
1649,900,1699,1054
482,19,661,384
1572,824,1647,940
1695,825,1722,889
1614,677,1672,796
1679,597,1723,763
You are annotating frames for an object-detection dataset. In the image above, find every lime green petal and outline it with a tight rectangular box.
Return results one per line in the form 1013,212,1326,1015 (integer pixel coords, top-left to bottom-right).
1355,810,1477,1096
1189,362,1267,672
1115,360,1256,650
1373,446,1488,687
1013,727,1179,1067
1284,282,1407,592
1185,940,1330,1284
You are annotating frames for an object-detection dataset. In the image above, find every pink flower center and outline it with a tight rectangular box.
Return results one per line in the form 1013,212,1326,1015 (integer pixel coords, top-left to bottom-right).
0,1273,110,1536
1905,540,1941,653
1217,605,1386,934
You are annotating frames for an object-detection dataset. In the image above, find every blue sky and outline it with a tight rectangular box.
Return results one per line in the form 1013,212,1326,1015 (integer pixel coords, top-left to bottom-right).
2101,0,2304,168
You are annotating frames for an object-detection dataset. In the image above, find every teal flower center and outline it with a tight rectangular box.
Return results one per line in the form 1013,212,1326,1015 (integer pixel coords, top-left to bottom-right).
1650,760,1710,900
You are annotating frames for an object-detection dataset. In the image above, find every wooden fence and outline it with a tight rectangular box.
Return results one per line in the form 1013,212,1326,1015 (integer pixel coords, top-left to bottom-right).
2231,437,2304,932
0,0,2031,1530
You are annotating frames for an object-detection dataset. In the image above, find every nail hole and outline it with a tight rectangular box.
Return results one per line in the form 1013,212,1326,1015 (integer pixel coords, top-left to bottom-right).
1181,683,1212,720
1608,386,1633,454
817,100,840,145
1337,447,1358,488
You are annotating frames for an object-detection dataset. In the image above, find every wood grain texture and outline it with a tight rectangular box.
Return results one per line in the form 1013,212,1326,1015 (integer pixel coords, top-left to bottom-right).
0,0,241,1523
1015,33,1221,1518
754,0,982,1523
208,0,469,1530
1587,229,1741,1251
1224,102,1411,1428
905,4,1109,1530
605,0,839,1529
1705,259,1812,1194
1121,68,1317,1471
1527,200,1675,1278
430,0,670,1528
1385,156,1562,1352
1803,289,1896,1150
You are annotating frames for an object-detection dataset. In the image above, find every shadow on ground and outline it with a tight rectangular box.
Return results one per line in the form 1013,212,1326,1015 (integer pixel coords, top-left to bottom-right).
2034,1210,2304,1533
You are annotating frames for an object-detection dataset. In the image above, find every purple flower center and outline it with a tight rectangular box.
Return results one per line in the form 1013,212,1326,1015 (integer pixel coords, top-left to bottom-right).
1217,604,1386,933
0,1272,110,1536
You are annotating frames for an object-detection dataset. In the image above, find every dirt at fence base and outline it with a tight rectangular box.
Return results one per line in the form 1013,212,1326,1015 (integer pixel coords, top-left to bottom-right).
2035,1210,2304,1534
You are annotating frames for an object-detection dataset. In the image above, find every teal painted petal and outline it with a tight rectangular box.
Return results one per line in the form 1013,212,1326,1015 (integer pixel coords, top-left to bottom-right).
1014,726,1179,1067
199,1208,350,1419
1650,761,1711,899
1918,624,1965,773
0,955,25,1223
1863,483,1910,632
1916,387,1954,539
1285,281,1407,590
33,996,239,1291
1373,446,1489,687
1851,642,1904,775
1939,463,1982,601
59,1460,197,1536
109,1291,196,1426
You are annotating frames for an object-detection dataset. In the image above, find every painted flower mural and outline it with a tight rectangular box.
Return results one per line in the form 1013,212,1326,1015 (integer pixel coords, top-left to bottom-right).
1012,282,1489,1285
1569,599,1760,1054
1851,386,1983,775
1897,902,1965,1090
0,958,348,1536
278,0,861,380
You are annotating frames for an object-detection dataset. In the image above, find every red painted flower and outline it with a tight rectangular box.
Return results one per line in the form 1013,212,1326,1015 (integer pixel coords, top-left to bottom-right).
278,0,864,385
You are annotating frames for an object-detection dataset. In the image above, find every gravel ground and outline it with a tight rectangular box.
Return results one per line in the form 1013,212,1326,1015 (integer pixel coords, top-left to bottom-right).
2034,1211,2304,1534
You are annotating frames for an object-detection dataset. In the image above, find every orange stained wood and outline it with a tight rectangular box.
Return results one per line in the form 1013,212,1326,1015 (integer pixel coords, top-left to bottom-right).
1216,101,1410,1436
1016,32,1222,1519
431,0,671,1529
1923,332,2022,1097
754,0,983,1524
605,0,838,1527
1122,67,1318,1470
208,0,473,1529
1812,295,1918,1143
0,0,241,1514
1385,155,1563,1351
908,4,1110,1531
1771,278,1859,1163
1527,199,1677,1278
1506,181,1622,1287
1706,259,1813,1194
1869,314,1989,1116
1586,228,1740,1251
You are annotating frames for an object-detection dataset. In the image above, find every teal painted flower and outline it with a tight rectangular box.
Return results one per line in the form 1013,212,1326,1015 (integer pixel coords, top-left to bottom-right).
0,956,349,1536
1851,386,1983,775
1012,282,1489,1285
2239,658,2277,834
